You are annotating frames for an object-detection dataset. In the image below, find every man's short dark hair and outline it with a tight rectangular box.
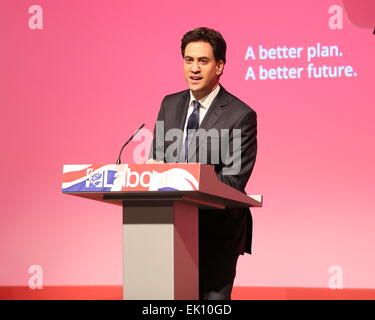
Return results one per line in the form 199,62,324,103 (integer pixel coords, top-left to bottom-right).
181,27,227,64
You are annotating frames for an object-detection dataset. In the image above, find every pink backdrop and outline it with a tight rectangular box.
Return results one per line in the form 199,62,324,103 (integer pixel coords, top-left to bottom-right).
1,0,374,289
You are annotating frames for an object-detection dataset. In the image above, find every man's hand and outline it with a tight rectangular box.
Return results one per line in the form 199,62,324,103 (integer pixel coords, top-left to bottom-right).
145,158,164,164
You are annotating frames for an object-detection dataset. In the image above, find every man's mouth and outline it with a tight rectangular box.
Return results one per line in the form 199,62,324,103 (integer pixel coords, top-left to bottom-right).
190,76,203,81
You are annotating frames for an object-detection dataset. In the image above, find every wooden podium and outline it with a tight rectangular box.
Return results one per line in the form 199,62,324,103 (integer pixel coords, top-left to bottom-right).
62,163,262,300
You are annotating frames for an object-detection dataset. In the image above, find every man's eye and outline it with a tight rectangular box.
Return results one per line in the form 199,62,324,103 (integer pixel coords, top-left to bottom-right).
200,59,208,64
185,58,193,63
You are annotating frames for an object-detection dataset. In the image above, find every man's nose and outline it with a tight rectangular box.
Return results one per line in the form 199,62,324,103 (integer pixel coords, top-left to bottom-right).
191,61,200,73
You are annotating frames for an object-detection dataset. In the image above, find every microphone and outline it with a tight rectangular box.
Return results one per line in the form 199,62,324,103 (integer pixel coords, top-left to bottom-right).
116,124,145,164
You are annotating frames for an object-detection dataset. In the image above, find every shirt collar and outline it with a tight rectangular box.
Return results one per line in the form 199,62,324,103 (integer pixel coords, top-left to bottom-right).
189,83,221,109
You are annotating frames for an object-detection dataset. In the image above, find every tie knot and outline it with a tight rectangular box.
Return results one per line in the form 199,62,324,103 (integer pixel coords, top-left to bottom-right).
192,100,200,111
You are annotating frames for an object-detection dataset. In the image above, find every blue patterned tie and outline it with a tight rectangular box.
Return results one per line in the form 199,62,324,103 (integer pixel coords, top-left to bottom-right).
184,100,200,160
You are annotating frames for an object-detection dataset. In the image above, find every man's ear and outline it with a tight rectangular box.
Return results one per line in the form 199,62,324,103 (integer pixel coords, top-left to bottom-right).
216,60,225,75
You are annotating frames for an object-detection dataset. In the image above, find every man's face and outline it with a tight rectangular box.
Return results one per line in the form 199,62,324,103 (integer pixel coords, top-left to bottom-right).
183,41,224,100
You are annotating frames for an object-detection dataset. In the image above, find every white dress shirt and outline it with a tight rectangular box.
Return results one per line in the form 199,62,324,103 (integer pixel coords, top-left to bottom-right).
183,84,221,141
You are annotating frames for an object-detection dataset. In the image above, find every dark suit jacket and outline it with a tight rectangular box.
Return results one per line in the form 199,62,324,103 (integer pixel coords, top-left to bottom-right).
150,85,257,255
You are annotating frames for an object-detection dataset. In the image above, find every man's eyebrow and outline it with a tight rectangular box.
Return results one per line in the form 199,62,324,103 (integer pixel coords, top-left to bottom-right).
184,56,210,60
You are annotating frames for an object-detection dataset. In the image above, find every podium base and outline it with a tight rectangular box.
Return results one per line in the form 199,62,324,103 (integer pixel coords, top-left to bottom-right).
123,201,198,300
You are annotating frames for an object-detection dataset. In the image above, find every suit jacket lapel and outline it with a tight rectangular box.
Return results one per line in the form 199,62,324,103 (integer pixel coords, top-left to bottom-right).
199,85,230,130
188,85,230,162
166,90,189,163
174,90,190,131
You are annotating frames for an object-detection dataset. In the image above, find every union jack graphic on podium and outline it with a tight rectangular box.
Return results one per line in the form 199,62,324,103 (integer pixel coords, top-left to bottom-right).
62,164,200,192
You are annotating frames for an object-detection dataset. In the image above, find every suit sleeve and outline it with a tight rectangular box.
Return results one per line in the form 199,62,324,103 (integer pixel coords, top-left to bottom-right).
216,109,257,192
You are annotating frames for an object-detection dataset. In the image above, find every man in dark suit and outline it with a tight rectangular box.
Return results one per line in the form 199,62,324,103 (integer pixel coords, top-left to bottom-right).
148,27,257,300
